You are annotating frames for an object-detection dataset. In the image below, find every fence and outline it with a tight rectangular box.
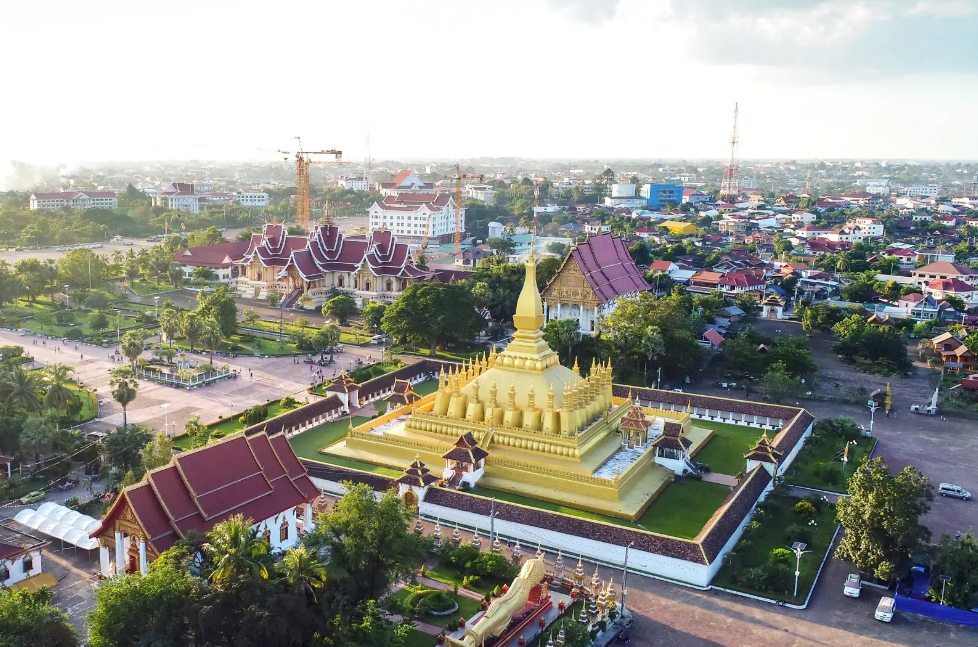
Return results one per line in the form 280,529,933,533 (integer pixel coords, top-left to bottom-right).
137,366,236,387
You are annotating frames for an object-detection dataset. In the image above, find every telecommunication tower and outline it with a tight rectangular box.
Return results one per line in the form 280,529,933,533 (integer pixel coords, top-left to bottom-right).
719,103,740,199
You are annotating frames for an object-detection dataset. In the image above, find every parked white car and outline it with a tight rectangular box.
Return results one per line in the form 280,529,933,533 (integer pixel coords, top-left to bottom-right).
875,596,895,622
844,573,861,598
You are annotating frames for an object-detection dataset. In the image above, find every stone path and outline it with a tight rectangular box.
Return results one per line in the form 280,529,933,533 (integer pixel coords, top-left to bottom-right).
702,472,739,486
418,575,486,600
387,573,486,636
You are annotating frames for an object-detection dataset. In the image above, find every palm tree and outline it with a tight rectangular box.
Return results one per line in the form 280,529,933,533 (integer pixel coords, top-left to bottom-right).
110,368,138,429
203,514,269,583
42,363,76,430
158,307,181,347
18,415,57,462
167,262,184,288
120,331,145,370
3,366,41,412
277,545,326,603
201,316,223,366
181,312,204,352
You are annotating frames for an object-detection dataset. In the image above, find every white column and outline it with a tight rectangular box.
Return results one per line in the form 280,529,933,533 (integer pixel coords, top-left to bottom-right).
99,546,110,576
139,541,148,575
115,531,125,573
304,502,313,530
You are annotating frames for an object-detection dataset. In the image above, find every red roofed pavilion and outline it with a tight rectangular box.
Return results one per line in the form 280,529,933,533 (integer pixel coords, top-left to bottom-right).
91,430,318,576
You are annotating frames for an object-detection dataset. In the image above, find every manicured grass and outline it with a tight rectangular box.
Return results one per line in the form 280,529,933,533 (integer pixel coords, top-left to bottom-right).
398,628,439,647
786,436,876,493
635,479,731,539
167,334,301,357
425,565,494,596
172,401,303,450
467,486,641,529
470,479,732,540
385,584,484,629
391,344,485,361
126,279,177,296
692,420,767,476
287,416,372,460
67,382,99,423
19,314,141,339
306,452,402,477
413,379,438,396
713,496,837,602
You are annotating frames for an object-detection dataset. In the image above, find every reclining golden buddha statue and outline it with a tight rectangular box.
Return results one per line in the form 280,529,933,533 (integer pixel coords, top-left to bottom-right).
446,556,548,647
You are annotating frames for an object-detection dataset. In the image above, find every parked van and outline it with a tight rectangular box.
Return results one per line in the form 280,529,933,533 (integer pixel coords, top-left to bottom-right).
938,483,972,500
370,334,387,344
875,596,895,622
844,573,861,598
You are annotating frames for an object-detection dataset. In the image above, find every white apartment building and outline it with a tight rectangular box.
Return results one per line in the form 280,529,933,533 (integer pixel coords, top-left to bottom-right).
30,190,118,210
739,176,757,190
464,184,495,205
611,183,637,198
339,176,372,191
791,211,817,224
367,193,462,238
863,179,891,196
904,184,940,197
851,217,884,238
235,191,269,207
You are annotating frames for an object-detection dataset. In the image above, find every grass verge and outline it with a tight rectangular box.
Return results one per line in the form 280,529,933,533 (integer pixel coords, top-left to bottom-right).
692,420,769,476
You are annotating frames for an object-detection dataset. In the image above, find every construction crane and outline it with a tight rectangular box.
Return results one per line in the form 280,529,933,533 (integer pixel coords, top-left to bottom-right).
719,103,740,200
452,164,483,255
279,137,344,231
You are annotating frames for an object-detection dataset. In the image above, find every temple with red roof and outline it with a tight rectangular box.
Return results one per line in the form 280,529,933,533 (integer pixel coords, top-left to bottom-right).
540,233,649,335
235,222,461,304
91,430,319,576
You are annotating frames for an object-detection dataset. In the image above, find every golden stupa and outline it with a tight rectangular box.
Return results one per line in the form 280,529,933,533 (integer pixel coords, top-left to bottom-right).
326,247,680,519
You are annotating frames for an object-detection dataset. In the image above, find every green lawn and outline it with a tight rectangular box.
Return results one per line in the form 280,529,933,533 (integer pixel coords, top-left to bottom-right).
67,382,99,423
398,629,439,647
425,564,494,596
692,421,767,476
413,379,438,396
390,344,484,361
786,437,876,493
635,479,731,539
167,334,301,357
126,279,177,296
384,585,483,630
713,497,837,602
302,452,402,477
287,416,372,460
172,401,302,450
469,479,731,540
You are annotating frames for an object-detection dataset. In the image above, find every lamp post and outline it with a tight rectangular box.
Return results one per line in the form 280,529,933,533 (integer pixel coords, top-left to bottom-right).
939,574,951,605
789,542,810,600
621,541,634,615
867,399,878,436
160,403,171,437
154,296,160,320
64,285,71,308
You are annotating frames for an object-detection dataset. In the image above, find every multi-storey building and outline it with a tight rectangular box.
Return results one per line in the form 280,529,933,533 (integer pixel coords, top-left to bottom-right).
235,191,269,207
904,184,940,197
339,175,372,191
30,190,118,210
641,184,684,209
863,180,891,195
464,184,495,205
377,170,434,196
367,193,461,239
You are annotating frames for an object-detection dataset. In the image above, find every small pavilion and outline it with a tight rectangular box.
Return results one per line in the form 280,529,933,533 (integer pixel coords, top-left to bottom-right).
385,379,421,412
619,397,652,448
442,433,489,487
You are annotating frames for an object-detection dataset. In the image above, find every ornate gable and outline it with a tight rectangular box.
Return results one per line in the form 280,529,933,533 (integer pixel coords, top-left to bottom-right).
541,254,600,308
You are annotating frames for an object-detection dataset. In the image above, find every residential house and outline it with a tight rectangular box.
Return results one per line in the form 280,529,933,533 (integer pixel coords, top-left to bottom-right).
173,240,251,282
911,262,978,287
897,293,943,320
925,278,978,308
660,221,698,235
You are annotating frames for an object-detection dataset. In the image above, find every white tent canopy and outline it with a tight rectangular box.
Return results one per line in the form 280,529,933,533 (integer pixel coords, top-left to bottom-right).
14,503,101,550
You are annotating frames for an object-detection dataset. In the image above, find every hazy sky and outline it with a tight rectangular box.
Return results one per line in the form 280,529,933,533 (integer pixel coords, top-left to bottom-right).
2,0,977,169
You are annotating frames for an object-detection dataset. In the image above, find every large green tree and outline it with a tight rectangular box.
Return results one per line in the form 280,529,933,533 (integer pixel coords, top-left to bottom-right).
928,531,978,610
835,457,933,582
196,284,238,338
322,295,359,325
181,311,205,352
303,483,429,603
361,302,387,332
0,588,76,647
14,257,47,302
381,282,484,356
110,368,139,429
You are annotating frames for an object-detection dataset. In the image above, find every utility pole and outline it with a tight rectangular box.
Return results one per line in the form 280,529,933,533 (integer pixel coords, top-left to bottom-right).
489,498,495,548
621,541,634,615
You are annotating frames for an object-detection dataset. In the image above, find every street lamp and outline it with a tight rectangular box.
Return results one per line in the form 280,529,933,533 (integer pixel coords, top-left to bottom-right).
64,285,71,308
939,574,951,605
867,398,879,436
621,541,635,615
160,403,171,437
788,542,810,600
154,296,160,320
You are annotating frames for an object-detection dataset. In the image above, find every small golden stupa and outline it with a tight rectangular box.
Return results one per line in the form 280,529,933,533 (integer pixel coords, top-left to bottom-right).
326,245,678,519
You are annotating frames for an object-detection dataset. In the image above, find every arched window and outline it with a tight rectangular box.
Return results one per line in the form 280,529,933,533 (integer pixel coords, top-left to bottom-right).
338,276,345,288
364,281,371,292
279,517,289,542
386,280,393,292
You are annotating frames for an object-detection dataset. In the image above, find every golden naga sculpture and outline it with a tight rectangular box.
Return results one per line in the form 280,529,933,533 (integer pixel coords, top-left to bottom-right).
446,556,548,647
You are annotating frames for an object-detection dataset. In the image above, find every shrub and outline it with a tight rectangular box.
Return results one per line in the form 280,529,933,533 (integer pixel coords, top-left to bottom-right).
784,523,814,546
65,328,83,340
54,310,75,325
769,547,793,567
0,345,24,360
446,544,480,572
794,500,817,521
238,404,269,426
761,561,793,592
472,552,511,579
279,395,300,409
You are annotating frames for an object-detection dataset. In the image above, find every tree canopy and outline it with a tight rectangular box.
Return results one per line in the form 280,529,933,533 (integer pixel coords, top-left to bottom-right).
382,282,484,355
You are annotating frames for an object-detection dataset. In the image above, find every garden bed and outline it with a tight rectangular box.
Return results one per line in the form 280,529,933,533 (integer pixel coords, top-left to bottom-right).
786,437,876,493
713,494,837,603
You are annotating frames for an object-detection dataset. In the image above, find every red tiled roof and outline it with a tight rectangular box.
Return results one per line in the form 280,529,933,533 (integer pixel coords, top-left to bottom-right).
650,260,674,272
552,234,650,304
915,262,976,276
928,278,977,293
93,431,316,556
703,328,725,346
174,241,249,268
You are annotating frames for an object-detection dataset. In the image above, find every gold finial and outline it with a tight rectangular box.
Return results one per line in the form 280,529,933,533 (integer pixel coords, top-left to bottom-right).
686,399,692,413
348,417,354,432
572,356,580,375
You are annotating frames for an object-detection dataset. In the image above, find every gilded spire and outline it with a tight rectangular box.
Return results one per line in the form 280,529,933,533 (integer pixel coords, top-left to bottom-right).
546,383,555,410
572,356,580,376
507,380,517,411
527,382,536,410
511,251,545,336
489,378,498,408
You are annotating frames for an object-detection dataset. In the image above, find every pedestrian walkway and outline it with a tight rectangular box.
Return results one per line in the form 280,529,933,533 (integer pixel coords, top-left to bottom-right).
702,472,739,486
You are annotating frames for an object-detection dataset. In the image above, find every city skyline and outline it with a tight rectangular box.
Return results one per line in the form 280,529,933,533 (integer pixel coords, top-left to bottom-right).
2,0,976,171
